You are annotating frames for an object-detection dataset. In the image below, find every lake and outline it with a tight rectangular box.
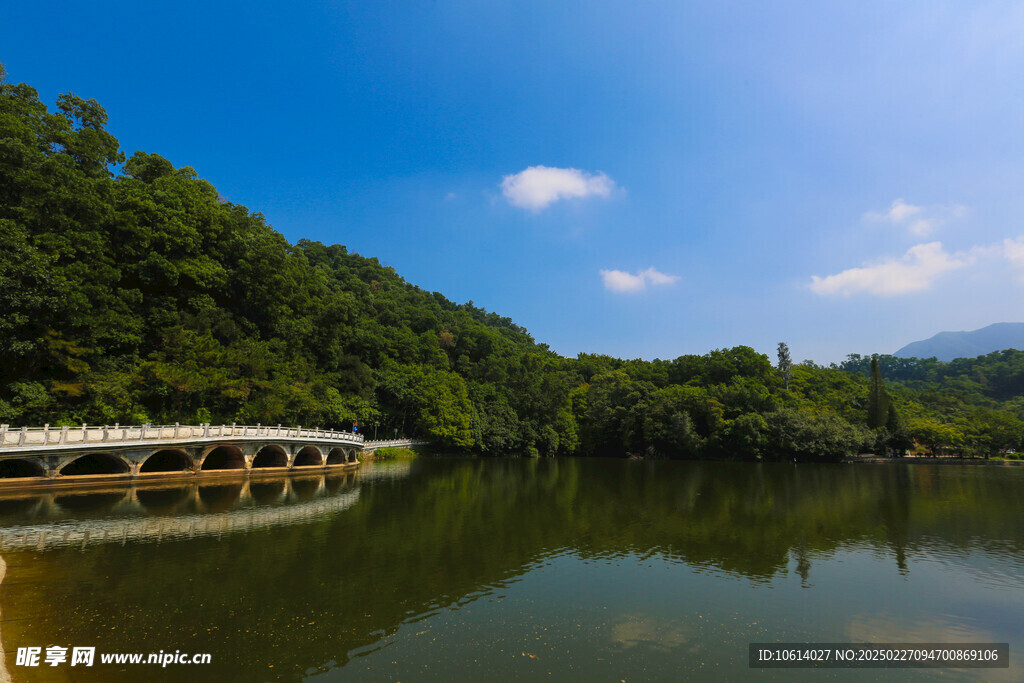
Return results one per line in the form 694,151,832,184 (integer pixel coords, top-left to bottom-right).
0,457,1021,681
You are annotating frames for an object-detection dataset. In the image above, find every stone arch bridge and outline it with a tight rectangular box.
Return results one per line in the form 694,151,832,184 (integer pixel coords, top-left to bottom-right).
0,423,424,485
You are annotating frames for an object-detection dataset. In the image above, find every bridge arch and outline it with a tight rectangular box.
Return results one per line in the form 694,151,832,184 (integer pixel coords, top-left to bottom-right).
293,445,323,467
140,449,193,473
253,445,288,468
60,453,130,476
0,458,46,478
200,445,245,471
326,447,347,465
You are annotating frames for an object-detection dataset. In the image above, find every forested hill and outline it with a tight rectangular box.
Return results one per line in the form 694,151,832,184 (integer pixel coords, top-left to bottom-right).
2,78,1023,460
839,352,1024,408
0,78,573,453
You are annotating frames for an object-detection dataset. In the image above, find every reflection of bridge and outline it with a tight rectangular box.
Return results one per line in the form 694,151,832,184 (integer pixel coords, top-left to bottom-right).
0,488,360,552
0,423,424,485
0,461,416,552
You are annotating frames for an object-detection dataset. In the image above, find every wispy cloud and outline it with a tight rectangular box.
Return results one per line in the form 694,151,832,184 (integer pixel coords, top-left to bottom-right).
501,166,615,211
1001,237,1024,282
1002,237,1024,267
811,234,1024,296
601,267,679,293
809,242,968,296
864,199,966,237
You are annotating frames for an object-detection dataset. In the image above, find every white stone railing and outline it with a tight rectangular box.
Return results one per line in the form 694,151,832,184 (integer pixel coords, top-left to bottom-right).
363,439,428,449
0,423,364,449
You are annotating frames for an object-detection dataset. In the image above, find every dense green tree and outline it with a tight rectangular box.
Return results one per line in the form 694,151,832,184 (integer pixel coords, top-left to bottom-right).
644,386,704,457
763,408,866,462
714,413,768,460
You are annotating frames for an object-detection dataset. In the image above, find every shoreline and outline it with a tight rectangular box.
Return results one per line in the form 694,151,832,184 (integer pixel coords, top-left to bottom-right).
845,455,1024,466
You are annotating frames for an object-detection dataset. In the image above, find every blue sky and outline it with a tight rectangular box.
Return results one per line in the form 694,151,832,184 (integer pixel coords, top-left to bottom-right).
4,1,1024,364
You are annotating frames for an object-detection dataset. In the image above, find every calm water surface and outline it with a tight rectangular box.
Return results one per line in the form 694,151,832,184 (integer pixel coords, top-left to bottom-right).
0,458,1021,681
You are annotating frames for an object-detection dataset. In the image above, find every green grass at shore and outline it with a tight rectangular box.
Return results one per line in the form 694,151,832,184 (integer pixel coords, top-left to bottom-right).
370,447,418,459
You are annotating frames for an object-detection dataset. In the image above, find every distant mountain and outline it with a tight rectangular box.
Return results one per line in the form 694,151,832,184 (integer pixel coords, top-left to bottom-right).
894,323,1024,361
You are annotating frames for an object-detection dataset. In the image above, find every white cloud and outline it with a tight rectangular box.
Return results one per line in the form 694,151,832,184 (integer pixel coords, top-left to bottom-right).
601,270,646,293
809,242,968,296
501,165,615,211
640,268,679,286
601,267,680,293
1001,237,1024,282
864,199,966,237
866,198,922,224
1002,237,1024,267
908,218,934,237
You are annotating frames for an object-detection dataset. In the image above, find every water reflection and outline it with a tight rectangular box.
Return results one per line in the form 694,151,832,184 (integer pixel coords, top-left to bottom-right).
290,476,322,502
610,613,693,652
53,492,125,515
135,486,192,515
249,480,286,505
197,483,244,512
0,458,1020,681
0,498,38,523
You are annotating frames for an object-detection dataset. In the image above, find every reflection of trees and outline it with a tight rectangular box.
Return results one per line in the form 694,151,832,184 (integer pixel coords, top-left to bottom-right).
3,460,1022,681
877,465,912,574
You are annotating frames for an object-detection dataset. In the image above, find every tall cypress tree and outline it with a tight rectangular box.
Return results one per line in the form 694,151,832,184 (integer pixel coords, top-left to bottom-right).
867,357,891,430
777,342,793,390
